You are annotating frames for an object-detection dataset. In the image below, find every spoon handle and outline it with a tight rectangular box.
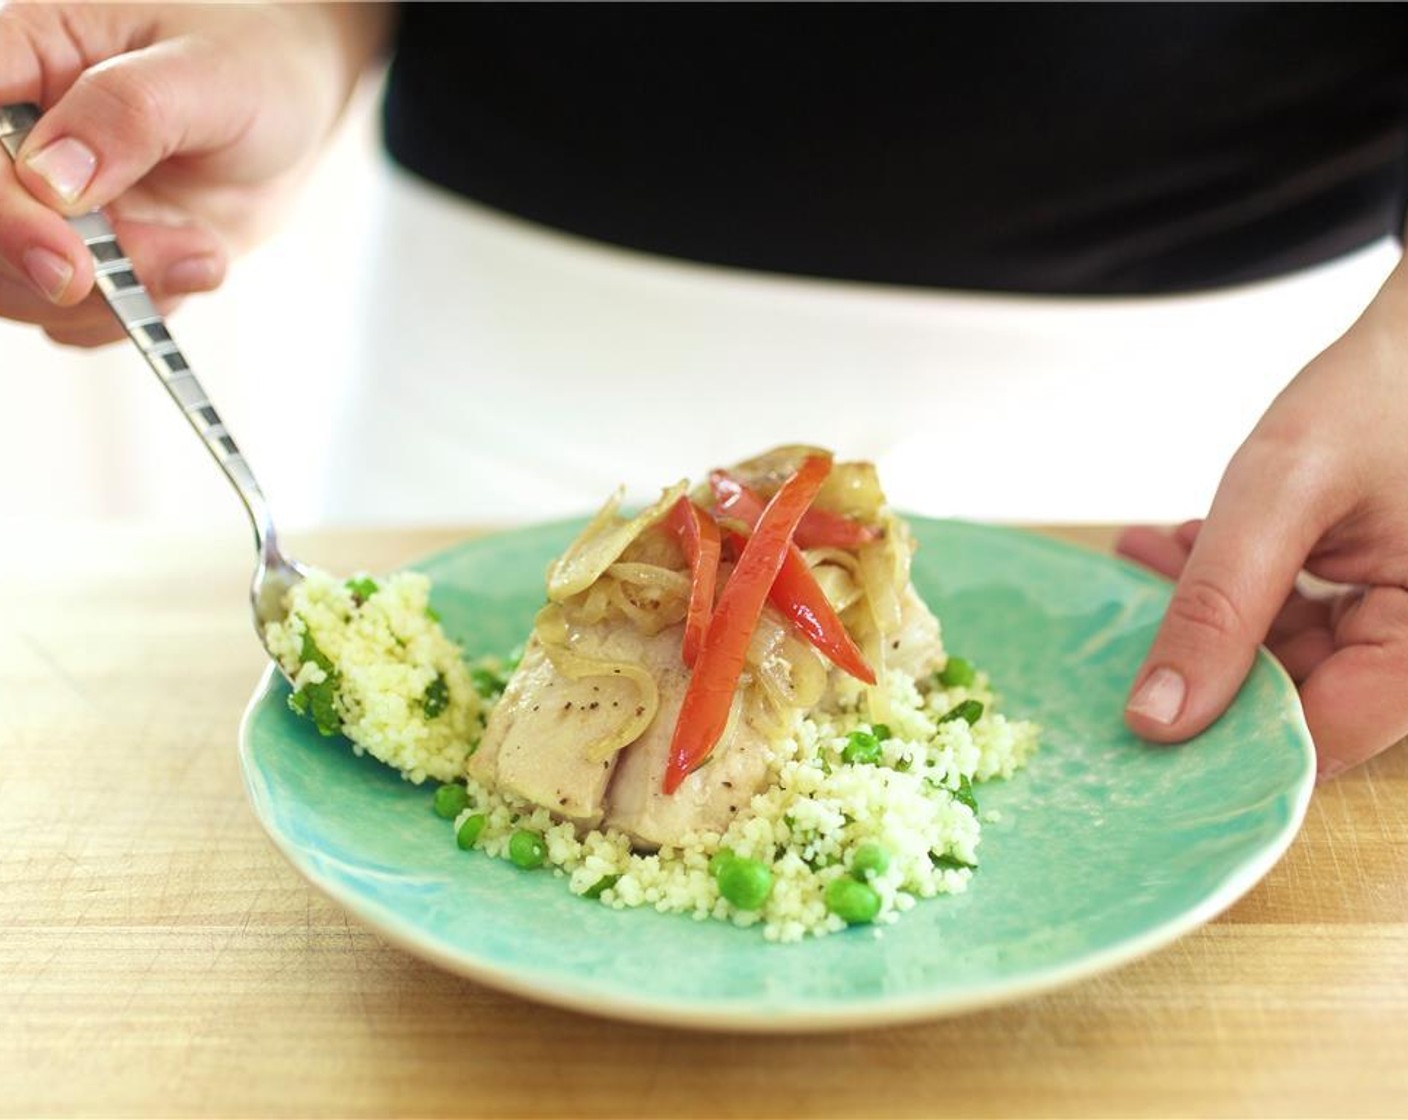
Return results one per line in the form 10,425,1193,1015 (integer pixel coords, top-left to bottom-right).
0,102,276,551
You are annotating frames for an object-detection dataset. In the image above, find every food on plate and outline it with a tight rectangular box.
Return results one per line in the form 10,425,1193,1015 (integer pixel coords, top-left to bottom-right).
459,445,1037,939
269,445,1038,940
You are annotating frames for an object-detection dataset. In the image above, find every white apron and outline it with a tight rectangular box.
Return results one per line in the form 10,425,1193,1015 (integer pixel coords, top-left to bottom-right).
320,160,1397,527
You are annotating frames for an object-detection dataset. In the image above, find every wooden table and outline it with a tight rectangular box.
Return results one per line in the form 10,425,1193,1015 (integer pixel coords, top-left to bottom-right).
3,524,1405,1118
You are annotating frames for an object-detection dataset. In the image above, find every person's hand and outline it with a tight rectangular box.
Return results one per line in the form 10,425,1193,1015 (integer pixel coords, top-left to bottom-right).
1118,254,1408,779
0,2,390,346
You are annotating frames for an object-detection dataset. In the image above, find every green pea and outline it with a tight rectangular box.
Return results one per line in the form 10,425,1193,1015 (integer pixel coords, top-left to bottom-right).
841,730,882,766
433,783,469,819
455,813,486,850
938,656,976,688
708,848,737,878
715,856,773,910
939,698,984,726
850,841,890,881
508,829,547,870
825,877,882,924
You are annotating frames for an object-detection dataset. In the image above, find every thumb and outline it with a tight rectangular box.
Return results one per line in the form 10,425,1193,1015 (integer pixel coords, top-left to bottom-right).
1125,442,1325,742
12,38,256,217
1,40,241,305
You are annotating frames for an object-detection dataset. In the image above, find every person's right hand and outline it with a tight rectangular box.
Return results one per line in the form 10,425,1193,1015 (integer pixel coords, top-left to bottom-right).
0,2,391,346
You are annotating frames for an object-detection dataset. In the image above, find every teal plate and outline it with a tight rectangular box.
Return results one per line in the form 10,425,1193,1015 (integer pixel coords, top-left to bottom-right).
240,518,1315,1031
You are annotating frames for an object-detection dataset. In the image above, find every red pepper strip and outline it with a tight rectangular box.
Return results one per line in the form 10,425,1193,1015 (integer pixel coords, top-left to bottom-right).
772,541,877,685
664,454,833,794
721,528,875,685
667,497,721,669
709,470,877,550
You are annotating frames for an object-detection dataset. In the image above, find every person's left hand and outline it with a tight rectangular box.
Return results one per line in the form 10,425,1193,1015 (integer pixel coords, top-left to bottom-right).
1117,254,1408,779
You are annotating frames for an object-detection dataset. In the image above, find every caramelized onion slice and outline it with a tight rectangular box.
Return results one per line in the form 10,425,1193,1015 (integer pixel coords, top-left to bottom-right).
603,563,691,635
861,626,892,725
815,460,886,522
533,605,661,763
747,610,829,714
808,559,864,615
547,481,688,601
858,529,905,634
606,562,692,601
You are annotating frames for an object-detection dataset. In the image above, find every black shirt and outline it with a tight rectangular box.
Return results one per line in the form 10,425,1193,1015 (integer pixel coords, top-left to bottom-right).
382,3,1408,295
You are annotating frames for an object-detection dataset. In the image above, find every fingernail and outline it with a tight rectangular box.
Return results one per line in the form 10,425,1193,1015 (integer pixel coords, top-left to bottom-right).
1127,666,1186,725
163,254,221,293
1316,758,1349,784
22,246,74,302
25,136,98,203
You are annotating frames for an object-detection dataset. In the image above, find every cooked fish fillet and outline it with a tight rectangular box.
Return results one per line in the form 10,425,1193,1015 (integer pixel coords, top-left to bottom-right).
467,636,640,826
472,577,943,844
470,449,948,849
888,585,946,681
601,663,781,850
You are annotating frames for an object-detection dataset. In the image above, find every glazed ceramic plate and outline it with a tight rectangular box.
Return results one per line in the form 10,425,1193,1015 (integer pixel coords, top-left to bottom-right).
240,518,1315,1031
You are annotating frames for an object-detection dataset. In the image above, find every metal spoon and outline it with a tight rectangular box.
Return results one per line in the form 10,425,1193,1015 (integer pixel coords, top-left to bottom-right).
1,102,306,676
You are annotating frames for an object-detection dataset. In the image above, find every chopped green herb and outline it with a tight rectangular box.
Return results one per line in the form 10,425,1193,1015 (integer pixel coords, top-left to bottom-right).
287,675,342,737
841,730,883,766
424,604,442,623
470,665,508,699
288,626,342,735
952,774,978,812
299,628,334,673
345,576,379,603
870,723,892,741
931,852,978,872
939,698,985,726
938,656,976,688
422,673,450,718
582,874,621,900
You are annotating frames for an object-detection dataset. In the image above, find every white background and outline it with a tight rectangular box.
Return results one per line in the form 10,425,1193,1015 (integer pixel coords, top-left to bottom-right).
1,83,1397,534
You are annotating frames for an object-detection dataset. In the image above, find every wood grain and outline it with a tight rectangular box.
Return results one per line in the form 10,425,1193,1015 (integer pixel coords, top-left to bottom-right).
2,523,1404,1119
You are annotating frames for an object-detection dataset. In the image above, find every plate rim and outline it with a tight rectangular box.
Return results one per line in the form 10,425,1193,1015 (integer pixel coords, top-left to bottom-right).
238,517,1316,1032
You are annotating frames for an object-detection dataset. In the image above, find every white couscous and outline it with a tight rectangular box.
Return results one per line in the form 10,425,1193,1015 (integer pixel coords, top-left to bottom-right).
454,662,1036,941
